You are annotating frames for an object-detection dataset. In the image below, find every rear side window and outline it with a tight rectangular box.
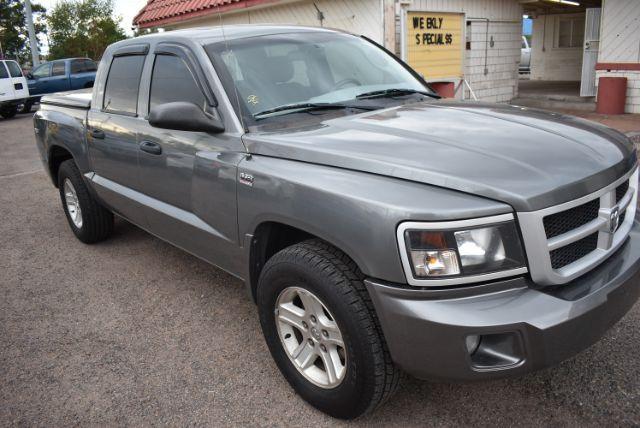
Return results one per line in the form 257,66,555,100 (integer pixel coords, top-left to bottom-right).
84,60,98,72
71,60,85,74
0,63,8,79
7,61,23,77
149,55,206,111
52,62,66,76
103,55,145,114
71,59,97,73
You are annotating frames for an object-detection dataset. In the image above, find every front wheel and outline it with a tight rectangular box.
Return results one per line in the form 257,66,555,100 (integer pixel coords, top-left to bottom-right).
257,239,401,419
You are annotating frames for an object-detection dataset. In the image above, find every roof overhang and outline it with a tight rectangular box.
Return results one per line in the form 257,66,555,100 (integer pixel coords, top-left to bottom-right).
520,0,602,15
133,0,281,29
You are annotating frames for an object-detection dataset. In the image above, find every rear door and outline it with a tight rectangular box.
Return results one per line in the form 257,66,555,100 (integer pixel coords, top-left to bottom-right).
5,61,29,100
0,62,16,103
69,59,97,90
86,45,149,226
48,61,72,92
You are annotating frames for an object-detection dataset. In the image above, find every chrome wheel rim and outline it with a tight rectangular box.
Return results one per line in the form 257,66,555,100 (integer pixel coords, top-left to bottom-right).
63,179,83,228
275,286,347,389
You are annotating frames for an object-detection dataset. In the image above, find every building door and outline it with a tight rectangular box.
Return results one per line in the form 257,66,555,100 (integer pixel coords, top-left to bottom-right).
580,8,601,97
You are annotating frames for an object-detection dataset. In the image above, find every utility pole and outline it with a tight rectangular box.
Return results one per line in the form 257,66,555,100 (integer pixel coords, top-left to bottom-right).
24,0,40,66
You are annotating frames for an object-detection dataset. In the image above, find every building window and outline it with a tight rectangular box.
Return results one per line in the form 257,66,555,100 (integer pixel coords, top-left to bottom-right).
556,17,584,48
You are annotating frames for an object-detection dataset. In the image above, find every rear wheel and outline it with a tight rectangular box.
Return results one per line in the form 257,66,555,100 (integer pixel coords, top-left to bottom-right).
0,105,18,119
57,159,113,243
257,239,401,419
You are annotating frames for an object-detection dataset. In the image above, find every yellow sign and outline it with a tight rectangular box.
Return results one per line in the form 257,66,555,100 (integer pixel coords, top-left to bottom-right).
405,11,464,80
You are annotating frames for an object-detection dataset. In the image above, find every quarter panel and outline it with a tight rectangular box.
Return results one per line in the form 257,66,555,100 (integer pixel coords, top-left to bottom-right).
237,156,512,283
34,104,90,179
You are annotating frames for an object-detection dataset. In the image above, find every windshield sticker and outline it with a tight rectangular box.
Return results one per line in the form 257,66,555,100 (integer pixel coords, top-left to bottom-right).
247,95,259,105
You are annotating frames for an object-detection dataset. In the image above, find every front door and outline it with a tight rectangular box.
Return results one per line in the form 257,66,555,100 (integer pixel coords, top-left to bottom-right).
87,51,149,227
0,62,16,104
136,47,243,271
580,8,601,97
27,62,51,96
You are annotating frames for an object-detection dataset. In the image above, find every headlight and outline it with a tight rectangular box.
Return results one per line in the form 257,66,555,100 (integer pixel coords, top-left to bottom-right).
397,214,527,286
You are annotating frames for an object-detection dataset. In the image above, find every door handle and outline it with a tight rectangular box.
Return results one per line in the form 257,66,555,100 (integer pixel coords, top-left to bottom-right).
139,140,162,155
91,128,105,139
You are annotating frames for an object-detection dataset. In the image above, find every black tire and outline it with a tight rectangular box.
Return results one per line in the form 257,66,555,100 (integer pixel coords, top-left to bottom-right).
0,105,18,119
58,159,113,243
20,100,33,114
257,239,401,419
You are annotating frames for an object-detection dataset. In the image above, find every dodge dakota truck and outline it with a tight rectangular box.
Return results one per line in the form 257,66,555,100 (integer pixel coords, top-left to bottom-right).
33,26,640,419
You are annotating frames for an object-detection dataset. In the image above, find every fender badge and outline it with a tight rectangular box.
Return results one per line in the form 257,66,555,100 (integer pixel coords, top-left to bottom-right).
239,172,254,187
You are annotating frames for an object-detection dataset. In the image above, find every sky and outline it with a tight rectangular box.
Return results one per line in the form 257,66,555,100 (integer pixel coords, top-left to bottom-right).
37,0,148,35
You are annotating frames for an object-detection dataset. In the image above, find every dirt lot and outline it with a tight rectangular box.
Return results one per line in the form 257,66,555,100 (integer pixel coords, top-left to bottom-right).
1,113,640,426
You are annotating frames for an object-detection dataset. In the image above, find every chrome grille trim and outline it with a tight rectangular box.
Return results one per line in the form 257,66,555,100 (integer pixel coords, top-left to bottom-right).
517,166,638,286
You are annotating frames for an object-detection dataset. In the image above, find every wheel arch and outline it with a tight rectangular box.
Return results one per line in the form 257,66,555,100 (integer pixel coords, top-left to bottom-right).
48,144,74,187
247,220,367,302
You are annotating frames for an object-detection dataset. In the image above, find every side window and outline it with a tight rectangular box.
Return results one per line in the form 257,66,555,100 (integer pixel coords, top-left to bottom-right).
32,63,50,78
52,62,66,76
84,60,98,72
0,63,8,79
70,60,85,74
556,17,584,48
103,55,145,114
7,61,23,77
149,54,206,111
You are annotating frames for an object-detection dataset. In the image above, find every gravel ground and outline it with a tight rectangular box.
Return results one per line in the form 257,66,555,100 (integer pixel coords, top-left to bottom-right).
1,113,640,426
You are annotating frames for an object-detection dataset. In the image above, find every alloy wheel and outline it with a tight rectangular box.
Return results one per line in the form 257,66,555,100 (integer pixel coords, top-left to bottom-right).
275,286,347,389
63,179,83,228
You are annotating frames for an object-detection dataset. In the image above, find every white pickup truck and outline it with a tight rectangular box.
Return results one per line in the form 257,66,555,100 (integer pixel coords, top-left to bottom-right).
0,59,29,119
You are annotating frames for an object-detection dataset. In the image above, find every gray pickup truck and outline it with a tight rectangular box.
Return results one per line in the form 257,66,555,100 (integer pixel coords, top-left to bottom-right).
33,26,640,419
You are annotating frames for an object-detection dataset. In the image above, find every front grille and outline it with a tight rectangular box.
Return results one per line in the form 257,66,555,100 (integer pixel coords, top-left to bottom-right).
517,167,637,285
543,199,599,239
549,232,599,269
616,181,629,203
618,211,626,231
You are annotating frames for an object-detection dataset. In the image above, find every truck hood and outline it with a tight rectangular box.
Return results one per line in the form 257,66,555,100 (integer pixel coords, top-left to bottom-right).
242,101,636,211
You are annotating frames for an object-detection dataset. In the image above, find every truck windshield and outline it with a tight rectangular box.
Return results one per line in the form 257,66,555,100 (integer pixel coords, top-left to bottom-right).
205,32,433,122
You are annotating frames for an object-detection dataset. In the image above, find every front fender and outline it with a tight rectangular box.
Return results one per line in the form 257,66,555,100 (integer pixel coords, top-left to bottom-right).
237,156,512,284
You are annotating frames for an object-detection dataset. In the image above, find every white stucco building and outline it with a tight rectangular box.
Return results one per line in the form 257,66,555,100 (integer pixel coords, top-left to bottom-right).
133,0,640,113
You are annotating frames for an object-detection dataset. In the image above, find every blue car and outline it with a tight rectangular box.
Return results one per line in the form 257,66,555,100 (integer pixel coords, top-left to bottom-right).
24,57,97,112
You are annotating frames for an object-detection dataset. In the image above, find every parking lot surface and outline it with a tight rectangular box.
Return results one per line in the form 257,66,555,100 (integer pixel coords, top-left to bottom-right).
1,113,640,426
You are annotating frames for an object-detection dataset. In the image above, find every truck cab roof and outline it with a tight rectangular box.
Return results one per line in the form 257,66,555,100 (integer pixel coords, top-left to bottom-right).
115,24,345,47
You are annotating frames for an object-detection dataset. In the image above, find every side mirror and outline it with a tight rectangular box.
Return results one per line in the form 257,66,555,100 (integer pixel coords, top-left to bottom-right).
148,102,224,133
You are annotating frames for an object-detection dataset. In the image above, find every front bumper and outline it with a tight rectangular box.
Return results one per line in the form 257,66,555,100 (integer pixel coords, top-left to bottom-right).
366,219,640,381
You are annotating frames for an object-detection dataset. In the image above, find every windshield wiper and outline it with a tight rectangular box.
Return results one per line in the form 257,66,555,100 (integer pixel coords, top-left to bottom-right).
253,102,380,119
356,88,439,100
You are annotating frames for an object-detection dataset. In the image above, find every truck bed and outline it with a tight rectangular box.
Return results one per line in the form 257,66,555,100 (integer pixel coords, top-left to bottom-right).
40,89,92,110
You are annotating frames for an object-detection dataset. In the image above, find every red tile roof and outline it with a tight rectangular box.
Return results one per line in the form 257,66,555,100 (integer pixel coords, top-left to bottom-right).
133,0,276,28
